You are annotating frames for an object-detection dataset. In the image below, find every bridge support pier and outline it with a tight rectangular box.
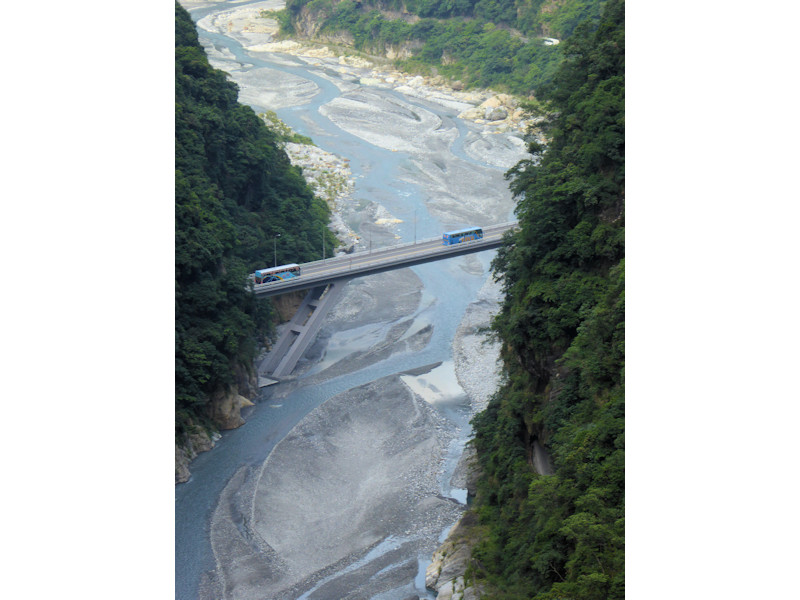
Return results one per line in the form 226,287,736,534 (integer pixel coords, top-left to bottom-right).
259,280,348,378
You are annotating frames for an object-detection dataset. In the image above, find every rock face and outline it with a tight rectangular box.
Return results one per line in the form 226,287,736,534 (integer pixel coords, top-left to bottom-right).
175,427,220,484
484,106,509,121
175,364,258,483
425,511,486,599
385,40,424,59
209,386,255,430
294,5,325,38
449,445,481,498
270,290,307,322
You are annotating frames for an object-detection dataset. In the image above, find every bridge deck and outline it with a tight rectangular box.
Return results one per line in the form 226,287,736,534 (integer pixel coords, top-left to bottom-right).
252,222,516,298
255,222,516,377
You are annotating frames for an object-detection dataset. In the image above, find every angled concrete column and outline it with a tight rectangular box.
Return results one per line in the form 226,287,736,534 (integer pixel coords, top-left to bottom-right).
259,291,313,375
259,279,349,378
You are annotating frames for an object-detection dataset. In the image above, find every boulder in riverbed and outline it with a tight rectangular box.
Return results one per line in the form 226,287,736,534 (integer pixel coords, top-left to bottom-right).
484,106,508,121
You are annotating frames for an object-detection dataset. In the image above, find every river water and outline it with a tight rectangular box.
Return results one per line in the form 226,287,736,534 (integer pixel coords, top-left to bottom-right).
176,2,523,598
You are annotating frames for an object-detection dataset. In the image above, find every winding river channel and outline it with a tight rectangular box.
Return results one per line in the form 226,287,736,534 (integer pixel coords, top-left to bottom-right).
176,2,527,598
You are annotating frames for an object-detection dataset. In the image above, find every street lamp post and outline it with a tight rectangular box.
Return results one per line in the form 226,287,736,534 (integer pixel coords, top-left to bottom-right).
274,233,281,267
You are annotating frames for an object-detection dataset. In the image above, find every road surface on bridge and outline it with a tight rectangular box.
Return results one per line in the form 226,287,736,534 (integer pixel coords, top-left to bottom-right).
252,222,516,298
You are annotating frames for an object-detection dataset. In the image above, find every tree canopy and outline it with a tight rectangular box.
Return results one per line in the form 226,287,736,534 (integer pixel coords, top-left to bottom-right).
469,0,624,597
282,0,607,96
175,2,336,438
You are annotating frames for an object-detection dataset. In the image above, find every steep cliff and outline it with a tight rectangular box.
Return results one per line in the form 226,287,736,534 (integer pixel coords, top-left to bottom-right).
467,0,625,597
175,2,336,482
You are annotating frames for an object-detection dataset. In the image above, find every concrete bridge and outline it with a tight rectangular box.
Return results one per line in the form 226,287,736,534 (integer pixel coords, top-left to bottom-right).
257,222,516,379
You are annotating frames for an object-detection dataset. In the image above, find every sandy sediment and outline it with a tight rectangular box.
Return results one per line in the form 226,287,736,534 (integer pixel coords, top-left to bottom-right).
447,274,503,504
316,87,518,226
206,375,464,600
240,66,322,110
452,275,504,416
322,90,456,155
202,266,497,599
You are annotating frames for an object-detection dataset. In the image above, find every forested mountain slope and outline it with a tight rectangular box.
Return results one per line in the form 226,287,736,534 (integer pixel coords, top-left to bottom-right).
469,0,624,597
281,0,606,95
175,2,335,450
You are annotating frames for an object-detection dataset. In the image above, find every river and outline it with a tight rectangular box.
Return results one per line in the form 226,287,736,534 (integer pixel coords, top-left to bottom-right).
176,2,525,598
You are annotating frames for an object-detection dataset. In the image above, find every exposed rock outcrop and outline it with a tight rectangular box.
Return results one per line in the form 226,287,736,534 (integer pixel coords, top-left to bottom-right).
175,363,258,483
271,290,308,322
449,445,481,498
425,511,486,599
175,426,220,483
293,4,326,38
484,106,508,121
384,40,424,60
209,385,255,430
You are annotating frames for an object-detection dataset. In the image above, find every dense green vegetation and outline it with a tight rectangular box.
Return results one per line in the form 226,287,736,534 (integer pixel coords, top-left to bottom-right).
282,0,605,95
373,0,603,37
469,0,624,597
175,2,336,439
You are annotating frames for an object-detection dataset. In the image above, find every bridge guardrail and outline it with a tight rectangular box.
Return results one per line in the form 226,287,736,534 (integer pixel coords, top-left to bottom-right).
251,222,518,295
298,221,518,271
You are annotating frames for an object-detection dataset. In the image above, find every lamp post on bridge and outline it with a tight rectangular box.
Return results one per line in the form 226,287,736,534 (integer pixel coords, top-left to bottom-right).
274,233,281,267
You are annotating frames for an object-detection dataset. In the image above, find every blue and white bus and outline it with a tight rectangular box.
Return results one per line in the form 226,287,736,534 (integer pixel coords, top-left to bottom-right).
253,263,301,284
442,227,483,245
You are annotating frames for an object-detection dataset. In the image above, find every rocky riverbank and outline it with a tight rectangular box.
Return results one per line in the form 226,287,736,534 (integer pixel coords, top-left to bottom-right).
277,137,363,253
176,369,259,484
425,277,503,600
452,276,503,416
195,0,545,142
425,512,486,600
